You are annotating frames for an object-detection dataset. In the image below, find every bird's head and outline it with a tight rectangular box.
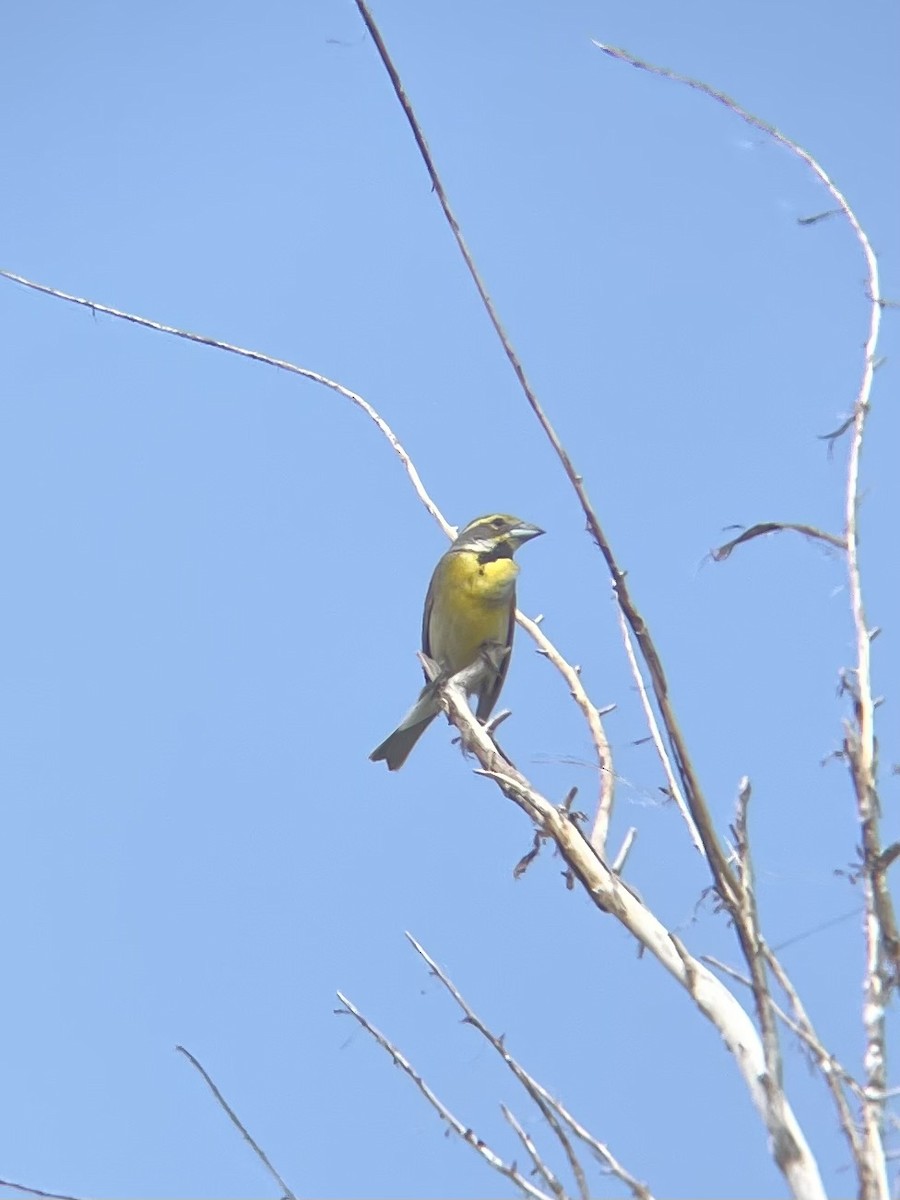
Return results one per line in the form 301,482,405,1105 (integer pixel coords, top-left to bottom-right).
451,513,544,558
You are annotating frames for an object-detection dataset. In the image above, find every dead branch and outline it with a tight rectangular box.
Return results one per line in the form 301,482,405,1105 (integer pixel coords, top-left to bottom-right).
334,992,557,1200
435,677,825,1200
518,610,616,856
0,1182,88,1200
616,608,704,855
406,933,651,1200
593,39,890,1198
176,1045,297,1200
501,1105,568,1200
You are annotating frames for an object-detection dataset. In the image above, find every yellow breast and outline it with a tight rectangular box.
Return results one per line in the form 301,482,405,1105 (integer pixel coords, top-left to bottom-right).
426,550,518,672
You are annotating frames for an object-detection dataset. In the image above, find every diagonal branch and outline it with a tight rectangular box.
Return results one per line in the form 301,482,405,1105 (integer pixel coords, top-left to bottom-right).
176,1045,297,1200
616,608,703,855
435,677,825,1200
518,610,615,855
406,933,644,1200
335,991,557,1200
729,778,788,1162
501,1105,568,1200
351,0,741,946
0,1182,88,1200
0,269,446,535
703,953,863,1163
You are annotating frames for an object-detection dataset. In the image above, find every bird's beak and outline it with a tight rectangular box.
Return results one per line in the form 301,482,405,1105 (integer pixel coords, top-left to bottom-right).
511,522,544,544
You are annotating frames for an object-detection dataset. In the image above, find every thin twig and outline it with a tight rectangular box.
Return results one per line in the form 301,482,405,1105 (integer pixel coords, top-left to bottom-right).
175,1045,297,1200
0,269,447,535
617,608,703,855
335,993,556,1200
702,955,864,1099
518,610,616,856
729,779,789,1165
0,1182,88,1200
501,1105,568,1200
763,943,865,1159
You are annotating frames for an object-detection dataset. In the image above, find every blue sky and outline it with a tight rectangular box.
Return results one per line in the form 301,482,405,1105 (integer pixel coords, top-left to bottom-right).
1,2,898,1197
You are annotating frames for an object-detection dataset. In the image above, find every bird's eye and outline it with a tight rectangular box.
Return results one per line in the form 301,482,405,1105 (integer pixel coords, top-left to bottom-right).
491,517,504,529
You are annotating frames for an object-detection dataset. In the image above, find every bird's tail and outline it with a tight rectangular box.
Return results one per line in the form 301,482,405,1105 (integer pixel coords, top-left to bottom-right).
369,685,441,771
369,712,438,771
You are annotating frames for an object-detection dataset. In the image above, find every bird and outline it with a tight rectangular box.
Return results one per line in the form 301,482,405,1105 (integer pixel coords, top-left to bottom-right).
369,513,544,770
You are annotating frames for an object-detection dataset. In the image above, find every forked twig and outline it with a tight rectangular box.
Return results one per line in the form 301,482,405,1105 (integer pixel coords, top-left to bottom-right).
335,992,556,1200
406,933,652,1200
501,1105,567,1200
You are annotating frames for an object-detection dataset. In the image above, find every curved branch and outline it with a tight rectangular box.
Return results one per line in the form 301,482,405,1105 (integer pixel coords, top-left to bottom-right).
0,267,612,834
711,523,846,562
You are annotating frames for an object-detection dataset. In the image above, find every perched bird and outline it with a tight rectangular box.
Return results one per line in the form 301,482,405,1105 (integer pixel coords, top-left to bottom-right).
370,513,544,770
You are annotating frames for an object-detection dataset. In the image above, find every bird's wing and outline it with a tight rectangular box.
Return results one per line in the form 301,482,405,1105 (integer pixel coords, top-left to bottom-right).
474,588,516,721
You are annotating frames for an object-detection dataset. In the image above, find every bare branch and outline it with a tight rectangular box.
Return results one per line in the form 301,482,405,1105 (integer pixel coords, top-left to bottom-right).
593,39,890,1197
501,1105,568,1200
0,269,447,537
711,523,846,562
762,944,866,1163
351,3,740,916
617,608,704,856
0,1182,88,1200
0,267,618,850
175,1045,297,1200
611,826,638,875
518,610,616,856
703,954,864,1098
705,945,867,1188
334,992,557,1200
353,0,621,855
728,779,793,1178
406,934,650,1200
436,679,825,1200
